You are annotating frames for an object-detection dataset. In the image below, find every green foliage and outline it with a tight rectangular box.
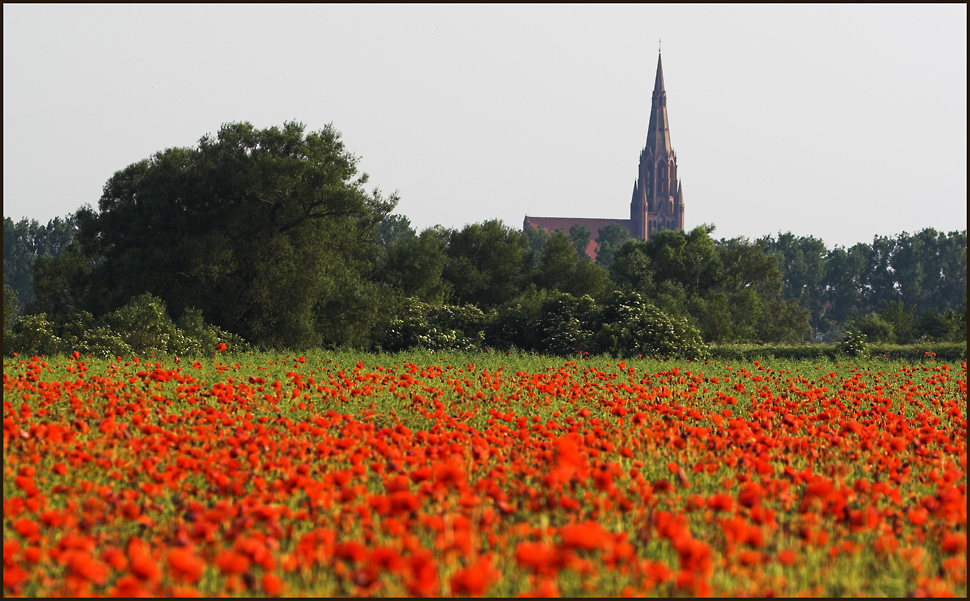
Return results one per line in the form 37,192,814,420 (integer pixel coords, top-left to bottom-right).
532,231,611,300
609,239,653,293
375,213,416,248
836,329,870,358
710,342,966,362
3,215,78,308
916,307,966,342
489,290,599,357
52,121,396,351
848,313,895,344
593,291,709,360
568,223,592,260
3,283,19,338
443,220,531,309
594,224,631,269
877,299,917,343
762,231,828,335
844,299,966,345
381,298,487,352
377,227,451,305
7,313,64,357
482,289,708,360
764,228,967,340
4,293,246,359
523,224,549,268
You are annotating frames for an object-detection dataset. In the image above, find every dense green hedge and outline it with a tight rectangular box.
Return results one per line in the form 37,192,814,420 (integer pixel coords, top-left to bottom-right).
710,342,966,362
4,293,247,359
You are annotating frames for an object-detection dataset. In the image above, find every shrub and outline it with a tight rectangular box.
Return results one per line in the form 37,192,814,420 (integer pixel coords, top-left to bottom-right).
837,329,870,357
3,284,20,354
848,313,894,344
381,299,487,352
534,293,598,357
7,313,64,357
4,293,249,358
593,291,709,360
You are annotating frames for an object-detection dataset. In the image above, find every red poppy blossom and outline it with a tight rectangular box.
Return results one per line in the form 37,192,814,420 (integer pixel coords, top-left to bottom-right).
561,521,611,551
167,547,204,583
450,556,497,596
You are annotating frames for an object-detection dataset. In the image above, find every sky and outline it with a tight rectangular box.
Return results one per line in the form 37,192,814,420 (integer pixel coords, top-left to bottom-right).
4,4,967,249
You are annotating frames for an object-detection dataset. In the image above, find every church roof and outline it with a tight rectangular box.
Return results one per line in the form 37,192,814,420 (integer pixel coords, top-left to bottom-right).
644,53,672,158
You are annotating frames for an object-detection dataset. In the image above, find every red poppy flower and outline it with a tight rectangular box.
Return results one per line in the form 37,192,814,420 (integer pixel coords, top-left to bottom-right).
167,547,204,583
214,550,250,575
450,556,497,596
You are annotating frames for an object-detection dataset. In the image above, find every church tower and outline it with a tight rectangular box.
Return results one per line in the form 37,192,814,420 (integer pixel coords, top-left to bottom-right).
523,51,688,257
630,52,685,240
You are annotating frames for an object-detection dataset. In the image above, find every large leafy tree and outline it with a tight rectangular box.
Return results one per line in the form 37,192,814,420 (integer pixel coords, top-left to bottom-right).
442,220,532,309
45,121,397,350
532,231,612,300
377,227,451,305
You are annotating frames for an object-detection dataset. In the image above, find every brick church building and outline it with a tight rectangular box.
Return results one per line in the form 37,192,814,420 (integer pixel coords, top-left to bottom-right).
524,52,685,258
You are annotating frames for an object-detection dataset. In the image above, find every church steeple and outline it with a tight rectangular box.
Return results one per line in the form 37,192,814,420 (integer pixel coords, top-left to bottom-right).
644,53,672,158
631,51,683,241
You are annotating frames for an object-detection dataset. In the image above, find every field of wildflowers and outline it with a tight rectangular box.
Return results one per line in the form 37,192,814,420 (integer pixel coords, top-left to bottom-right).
3,349,966,596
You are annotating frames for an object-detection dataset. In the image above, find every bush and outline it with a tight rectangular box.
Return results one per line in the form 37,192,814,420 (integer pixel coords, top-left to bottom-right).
536,294,598,357
3,284,20,354
916,309,965,342
709,342,966,362
848,313,894,344
381,299,487,352
836,330,870,358
3,293,249,358
175,307,250,357
593,291,709,360
7,313,64,357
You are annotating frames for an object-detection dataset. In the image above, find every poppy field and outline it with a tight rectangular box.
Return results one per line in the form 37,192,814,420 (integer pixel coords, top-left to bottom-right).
3,350,967,596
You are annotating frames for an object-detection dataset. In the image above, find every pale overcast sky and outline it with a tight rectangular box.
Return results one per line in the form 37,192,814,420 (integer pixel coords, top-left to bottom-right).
4,4,967,248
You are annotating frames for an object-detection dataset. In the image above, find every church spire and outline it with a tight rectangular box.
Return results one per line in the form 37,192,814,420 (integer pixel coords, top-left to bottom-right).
644,52,671,158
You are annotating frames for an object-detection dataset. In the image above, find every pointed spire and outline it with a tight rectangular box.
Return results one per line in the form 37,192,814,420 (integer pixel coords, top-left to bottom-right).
653,52,665,98
644,52,671,158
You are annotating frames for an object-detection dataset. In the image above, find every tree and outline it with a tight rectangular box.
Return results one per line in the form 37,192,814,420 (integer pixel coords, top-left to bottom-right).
594,225,631,269
375,213,416,248
762,232,828,336
29,242,95,325
44,121,397,350
3,284,19,345
847,312,895,344
443,220,531,310
568,224,592,261
877,299,917,343
593,290,709,360
716,237,780,297
934,230,967,311
3,215,78,308
821,244,869,330
609,239,653,293
523,224,549,268
532,231,612,300
377,227,451,305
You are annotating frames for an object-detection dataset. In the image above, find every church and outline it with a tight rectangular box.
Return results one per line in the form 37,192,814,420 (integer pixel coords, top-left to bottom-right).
523,52,685,258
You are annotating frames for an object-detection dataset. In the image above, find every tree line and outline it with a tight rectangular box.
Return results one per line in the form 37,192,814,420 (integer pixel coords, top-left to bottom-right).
4,121,966,358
